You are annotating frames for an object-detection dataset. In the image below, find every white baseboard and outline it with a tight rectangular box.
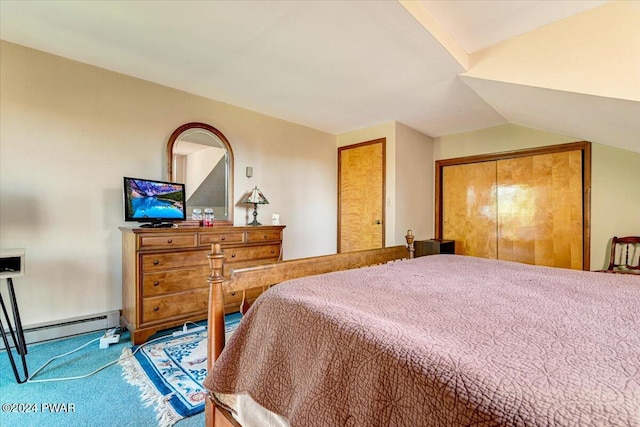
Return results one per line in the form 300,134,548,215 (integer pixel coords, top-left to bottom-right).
0,310,120,350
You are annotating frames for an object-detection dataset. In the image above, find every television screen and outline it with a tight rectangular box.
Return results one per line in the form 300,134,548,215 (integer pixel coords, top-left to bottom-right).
123,177,186,226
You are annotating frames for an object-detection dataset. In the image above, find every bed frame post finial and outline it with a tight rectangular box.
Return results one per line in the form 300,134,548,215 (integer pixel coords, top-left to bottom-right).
208,243,224,283
405,229,415,259
207,243,226,362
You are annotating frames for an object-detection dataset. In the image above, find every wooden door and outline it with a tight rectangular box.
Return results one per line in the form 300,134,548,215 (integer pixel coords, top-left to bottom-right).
442,161,497,258
338,139,385,252
437,142,590,270
497,150,583,269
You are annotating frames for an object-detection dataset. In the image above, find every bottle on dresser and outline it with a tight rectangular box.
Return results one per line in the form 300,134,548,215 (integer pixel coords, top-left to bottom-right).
203,208,214,227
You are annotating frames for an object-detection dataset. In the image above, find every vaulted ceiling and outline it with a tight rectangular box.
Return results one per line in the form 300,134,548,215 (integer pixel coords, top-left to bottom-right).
1,0,638,152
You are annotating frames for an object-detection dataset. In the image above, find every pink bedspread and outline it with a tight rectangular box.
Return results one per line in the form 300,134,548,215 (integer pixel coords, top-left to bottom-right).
204,255,640,426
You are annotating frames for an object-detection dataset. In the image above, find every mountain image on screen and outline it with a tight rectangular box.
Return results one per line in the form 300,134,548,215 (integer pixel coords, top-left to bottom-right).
126,179,184,219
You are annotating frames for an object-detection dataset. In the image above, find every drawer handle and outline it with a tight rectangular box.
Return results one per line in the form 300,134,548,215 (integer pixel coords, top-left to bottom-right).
263,235,267,239
221,236,226,241
153,260,160,265
167,239,173,244
231,253,236,258
153,306,159,312
153,281,160,286
231,291,236,296
271,250,275,253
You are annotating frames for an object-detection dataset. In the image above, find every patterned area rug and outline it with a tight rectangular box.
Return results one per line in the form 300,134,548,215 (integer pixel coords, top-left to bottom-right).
119,315,241,427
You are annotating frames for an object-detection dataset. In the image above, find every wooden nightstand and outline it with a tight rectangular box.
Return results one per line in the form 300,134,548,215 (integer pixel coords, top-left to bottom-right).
414,239,455,257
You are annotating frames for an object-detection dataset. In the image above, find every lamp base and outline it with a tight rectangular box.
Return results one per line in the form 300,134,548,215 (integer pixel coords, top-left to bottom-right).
249,204,261,226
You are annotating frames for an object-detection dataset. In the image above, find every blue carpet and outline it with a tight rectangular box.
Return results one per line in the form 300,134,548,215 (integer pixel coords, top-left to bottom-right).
0,314,241,427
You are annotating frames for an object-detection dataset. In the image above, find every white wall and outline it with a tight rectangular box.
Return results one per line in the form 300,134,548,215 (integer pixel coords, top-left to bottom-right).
434,124,640,269
0,41,336,327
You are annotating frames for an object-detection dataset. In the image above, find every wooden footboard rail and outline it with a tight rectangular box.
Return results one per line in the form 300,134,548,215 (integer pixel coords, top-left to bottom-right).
205,232,415,426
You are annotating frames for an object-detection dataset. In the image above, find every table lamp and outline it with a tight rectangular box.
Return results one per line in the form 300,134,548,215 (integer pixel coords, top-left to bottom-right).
241,186,269,226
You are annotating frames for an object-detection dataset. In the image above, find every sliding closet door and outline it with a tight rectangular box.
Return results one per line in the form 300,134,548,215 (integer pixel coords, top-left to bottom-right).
497,151,583,269
436,141,590,270
442,161,497,258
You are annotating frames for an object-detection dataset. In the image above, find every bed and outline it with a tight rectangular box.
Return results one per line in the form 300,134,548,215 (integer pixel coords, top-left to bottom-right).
203,237,640,427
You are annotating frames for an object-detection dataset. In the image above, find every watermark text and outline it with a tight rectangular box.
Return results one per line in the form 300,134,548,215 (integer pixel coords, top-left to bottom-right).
2,402,76,413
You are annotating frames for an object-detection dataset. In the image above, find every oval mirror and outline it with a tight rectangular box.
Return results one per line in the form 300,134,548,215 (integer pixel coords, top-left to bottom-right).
167,122,234,224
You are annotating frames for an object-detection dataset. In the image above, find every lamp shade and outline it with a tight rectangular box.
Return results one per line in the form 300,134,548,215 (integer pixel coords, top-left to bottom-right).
241,186,269,205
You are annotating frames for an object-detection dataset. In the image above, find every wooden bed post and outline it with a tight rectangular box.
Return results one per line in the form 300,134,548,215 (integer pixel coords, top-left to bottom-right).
206,243,226,427
406,229,415,259
207,243,226,360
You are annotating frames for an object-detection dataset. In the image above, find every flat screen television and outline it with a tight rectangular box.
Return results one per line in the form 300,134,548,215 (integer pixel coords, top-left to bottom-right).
123,177,186,227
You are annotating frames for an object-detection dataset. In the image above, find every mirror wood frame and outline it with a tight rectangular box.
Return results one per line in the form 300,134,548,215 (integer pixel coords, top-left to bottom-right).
166,122,234,225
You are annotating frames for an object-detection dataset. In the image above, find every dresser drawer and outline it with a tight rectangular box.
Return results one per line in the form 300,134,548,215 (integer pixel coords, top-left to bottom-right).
224,244,281,263
141,249,209,271
139,233,197,250
142,288,209,323
199,231,245,246
142,267,209,297
223,287,263,313
247,229,282,243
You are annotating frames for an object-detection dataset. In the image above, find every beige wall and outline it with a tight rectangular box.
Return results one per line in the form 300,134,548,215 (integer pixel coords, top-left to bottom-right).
434,124,640,269
395,122,434,242
433,124,576,159
0,41,336,327
590,143,640,269
466,1,640,102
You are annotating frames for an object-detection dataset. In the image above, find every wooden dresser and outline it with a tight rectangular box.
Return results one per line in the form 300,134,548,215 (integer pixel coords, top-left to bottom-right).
120,225,285,344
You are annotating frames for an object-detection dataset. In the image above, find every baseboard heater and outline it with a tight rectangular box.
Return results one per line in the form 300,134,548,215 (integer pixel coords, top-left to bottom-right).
0,310,120,351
